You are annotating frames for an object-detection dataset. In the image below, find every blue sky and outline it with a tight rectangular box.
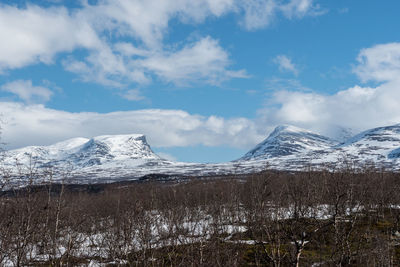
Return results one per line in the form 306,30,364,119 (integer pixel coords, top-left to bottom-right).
1,0,400,162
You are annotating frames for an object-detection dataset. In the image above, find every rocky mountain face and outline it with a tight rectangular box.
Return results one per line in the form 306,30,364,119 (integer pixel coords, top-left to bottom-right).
1,124,400,185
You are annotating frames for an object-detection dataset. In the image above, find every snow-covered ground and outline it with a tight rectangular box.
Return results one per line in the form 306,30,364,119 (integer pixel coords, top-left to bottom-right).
0,208,248,266
0,201,379,266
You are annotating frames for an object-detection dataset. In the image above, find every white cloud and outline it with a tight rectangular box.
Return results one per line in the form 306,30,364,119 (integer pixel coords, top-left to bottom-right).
260,81,400,137
61,1,246,87
0,102,264,150
273,55,299,75
238,0,324,30
64,36,246,87
280,0,325,19
86,0,322,44
0,1,242,88
121,89,145,101
62,45,136,88
258,42,400,138
354,43,400,83
239,0,277,30
1,80,53,103
85,0,236,48
0,4,101,72
138,37,248,85
0,0,325,89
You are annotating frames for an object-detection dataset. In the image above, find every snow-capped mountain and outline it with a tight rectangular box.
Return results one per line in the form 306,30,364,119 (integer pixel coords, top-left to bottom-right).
240,124,400,169
240,125,337,160
0,133,268,184
330,124,400,164
1,124,400,185
2,134,162,170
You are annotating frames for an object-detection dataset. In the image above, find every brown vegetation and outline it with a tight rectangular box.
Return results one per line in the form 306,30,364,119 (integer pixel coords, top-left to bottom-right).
1,169,400,266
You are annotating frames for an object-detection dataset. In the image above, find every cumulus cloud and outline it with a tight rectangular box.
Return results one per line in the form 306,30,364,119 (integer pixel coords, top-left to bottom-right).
63,37,247,87
0,0,324,90
354,43,400,83
1,80,53,103
258,42,400,139
0,102,264,150
84,0,237,48
260,82,400,138
138,37,248,85
0,1,243,88
0,4,101,72
273,55,299,75
62,45,135,88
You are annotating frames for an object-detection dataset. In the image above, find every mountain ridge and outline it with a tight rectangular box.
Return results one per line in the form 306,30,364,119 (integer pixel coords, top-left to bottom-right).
2,133,162,168
1,124,400,184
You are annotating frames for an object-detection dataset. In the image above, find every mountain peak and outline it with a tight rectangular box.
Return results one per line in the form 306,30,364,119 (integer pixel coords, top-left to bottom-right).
241,125,336,160
92,133,146,142
71,133,159,166
268,125,312,138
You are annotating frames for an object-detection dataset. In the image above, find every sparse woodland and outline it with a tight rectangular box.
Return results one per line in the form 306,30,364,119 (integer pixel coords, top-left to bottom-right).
1,167,400,266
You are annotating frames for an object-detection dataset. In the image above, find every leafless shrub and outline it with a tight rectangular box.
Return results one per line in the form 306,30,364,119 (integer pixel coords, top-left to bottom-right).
1,165,400,265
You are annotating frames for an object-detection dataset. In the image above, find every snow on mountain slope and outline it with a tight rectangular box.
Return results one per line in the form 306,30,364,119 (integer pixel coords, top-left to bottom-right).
2,124,400,185
238,124,400,170
329,124,400,163
2,134,162,170
240,125,338,160
65,134,161,167
2,137,89,167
